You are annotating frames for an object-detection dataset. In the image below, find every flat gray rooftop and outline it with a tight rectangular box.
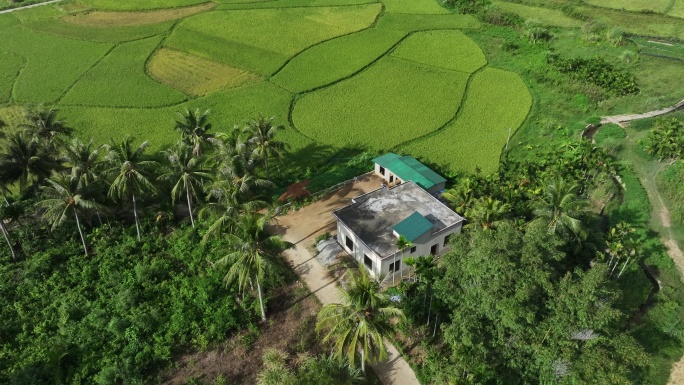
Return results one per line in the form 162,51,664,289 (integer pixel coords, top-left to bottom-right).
333,181,463,259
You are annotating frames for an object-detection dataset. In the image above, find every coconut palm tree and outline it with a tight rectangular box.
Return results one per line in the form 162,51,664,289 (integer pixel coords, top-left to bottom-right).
0,182,16,261
213,211,293,322
394,234,412,284
316,267,405,373
175,108,214,156
22,107,72,150
443,177,475,215
36,174,106,256
105,136,158,241
243,116,288,179
532,177,588,241
465,196,510,230
62,138,105,186
0,131,62,192
159,142,212,228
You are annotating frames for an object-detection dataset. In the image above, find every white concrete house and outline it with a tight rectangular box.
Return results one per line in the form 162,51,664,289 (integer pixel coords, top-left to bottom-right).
373,153,447,195
332,181,464,277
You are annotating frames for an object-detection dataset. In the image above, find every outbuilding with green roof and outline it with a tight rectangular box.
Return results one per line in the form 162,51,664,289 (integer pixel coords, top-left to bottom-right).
373,153,446,194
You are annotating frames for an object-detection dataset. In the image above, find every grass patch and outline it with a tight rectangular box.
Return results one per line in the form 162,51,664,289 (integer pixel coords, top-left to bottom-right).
669,0,684,18
634,38,684,62
61,36,187,108
77,0,209,11
292,56,468,150
657,161,684,225
270,28,405,93
0,52,23,103
381,0,450,14
584,0,671,14
391,29,487,72
492,1,584,27
63,2,215,27
576,5,684,40
148,48,261,97
166,5,381,75
0,20,111,103
376,12,480,31
12,3,65,21
60,81,297,151
401,67,531,174
23,19,174,42
594,123,626,146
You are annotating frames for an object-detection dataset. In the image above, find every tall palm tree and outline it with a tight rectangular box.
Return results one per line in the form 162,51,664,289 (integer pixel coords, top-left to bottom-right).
105,136,158,241
213,212,293,322
443,177,475,215
0,182,16,261
36,174,105,257
394,234,412,284
0,131,62,192
62,138,105,186
175,108,214,156
532,177,588,241
159,142,212,228
465,196,510,230
243,116,288,179
22,108,72,150
316,267,405,373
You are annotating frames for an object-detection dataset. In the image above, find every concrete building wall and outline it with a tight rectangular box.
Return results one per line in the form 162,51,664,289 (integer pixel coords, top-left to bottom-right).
338,219,464,277
375,163,444,194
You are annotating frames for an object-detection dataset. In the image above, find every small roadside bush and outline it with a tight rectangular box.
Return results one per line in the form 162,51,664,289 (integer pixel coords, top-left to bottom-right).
548,55,639,96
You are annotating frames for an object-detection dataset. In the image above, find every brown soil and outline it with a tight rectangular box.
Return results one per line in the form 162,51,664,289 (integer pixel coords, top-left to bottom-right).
63,3,215,27
161,283,322,385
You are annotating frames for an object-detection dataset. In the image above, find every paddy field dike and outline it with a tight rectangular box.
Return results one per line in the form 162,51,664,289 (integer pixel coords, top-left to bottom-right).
0,0,533,174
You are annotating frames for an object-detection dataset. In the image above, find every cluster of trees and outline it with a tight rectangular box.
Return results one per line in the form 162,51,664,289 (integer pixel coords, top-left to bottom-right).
0,108,299,383
645,117,684,162
397,140,656,383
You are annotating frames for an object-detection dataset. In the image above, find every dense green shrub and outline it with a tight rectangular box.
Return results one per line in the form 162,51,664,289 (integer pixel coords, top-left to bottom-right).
0,224,253,384
657,161,684,224
549,55,639,96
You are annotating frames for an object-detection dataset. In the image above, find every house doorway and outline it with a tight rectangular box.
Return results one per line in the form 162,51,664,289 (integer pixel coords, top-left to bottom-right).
430,244,437,255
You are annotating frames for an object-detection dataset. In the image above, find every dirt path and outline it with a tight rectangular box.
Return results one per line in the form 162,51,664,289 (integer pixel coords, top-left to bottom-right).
272,174,422,385
0,0,62,15
601,99,684,126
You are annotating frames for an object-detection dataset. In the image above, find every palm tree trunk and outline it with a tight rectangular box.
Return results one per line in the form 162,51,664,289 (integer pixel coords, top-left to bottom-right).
617,256,632,278
74,211,88,257
186,183,195,228
264,151,270,180
393,252,397,285
0,219,16,261
609,258,620,277
361,348,365,374
433,313,439,337
256,278,267,322
426,294,433,326
132,194,141,241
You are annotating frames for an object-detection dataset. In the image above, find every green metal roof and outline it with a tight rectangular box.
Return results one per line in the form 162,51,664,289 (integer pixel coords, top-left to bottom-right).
393,212,433,242
373,153,446,190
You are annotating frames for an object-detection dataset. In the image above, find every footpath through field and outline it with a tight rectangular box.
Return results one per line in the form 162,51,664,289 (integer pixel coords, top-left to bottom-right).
271,173,422,385
0,0,62,14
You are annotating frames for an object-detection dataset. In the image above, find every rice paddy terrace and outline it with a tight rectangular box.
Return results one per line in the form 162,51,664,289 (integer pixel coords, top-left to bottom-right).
0,0,533,174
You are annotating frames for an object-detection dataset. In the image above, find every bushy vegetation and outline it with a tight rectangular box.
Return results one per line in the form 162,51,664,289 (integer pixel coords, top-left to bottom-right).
657,161,684,225
549,55,639,96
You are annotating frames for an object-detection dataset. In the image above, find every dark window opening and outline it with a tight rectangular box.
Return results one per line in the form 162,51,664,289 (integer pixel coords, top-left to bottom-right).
389,260,401,273
389,175,394,183
430,244,437,255
364,255,373,270
443,235,451,247
345,236,354,251
410,246,417,253
379,166,385,175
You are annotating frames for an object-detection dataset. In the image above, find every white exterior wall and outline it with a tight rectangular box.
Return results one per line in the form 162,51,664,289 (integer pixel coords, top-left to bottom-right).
374,163,404,185
338,219,464,277
337,221,382,276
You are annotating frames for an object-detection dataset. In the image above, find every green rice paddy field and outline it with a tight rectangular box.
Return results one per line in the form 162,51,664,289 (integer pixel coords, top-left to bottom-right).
0,0,532,174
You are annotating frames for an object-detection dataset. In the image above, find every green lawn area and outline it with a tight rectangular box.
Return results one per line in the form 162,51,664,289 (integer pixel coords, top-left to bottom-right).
584,0,671,14
292,56,469,150
0,52,23,104
391,29,487,72
271,28,406,92
381,0,450,14
77,0,209,11
165,5,381,74
401,67,532,174
61,36,188,108
492,1,584,27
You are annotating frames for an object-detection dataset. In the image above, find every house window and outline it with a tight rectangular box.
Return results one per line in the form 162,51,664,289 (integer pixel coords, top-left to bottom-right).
443,235,451,247
379,166,385,175
430,244,437,255
389,175,394,183
410,246,417,253
345,236,354,251
389,260,401,273
364,254,373,270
